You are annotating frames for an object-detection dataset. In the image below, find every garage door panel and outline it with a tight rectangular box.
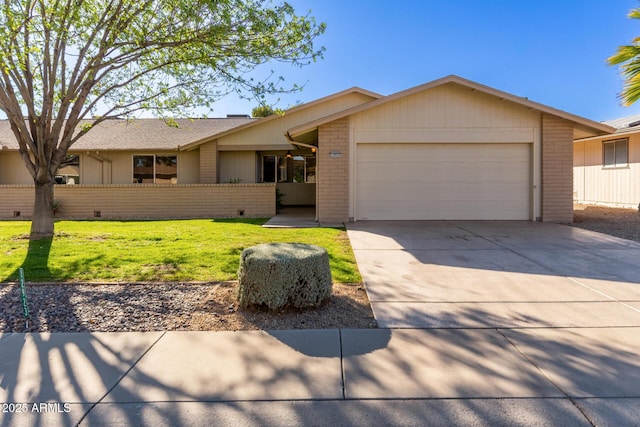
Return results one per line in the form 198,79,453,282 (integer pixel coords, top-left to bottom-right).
358,181,526,201
358,184,528,202
359,162,529,184
357,201,528,221
356,143,531,220
357,143,525,162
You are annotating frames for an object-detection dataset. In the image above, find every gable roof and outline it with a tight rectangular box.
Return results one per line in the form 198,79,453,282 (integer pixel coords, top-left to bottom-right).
286,75,615,141
177,87,382,151
0,117,255,151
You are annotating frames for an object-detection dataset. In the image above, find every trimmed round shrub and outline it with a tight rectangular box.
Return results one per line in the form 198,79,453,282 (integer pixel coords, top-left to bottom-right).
237,242,332,310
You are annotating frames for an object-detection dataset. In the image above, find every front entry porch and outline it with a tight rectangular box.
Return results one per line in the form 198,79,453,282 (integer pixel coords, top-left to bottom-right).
262,206,317,228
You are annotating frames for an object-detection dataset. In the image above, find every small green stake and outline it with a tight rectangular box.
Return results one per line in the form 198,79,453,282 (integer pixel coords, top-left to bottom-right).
19,268,29,328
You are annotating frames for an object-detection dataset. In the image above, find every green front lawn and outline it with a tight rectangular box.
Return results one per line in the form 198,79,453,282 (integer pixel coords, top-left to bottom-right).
0,219,361,283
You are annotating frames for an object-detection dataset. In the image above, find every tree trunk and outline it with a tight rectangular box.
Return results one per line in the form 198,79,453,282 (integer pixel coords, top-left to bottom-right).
30,181,55,240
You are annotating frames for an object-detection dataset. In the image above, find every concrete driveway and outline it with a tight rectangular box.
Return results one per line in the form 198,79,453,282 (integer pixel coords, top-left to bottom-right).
345,221,640,424
347,220,640,329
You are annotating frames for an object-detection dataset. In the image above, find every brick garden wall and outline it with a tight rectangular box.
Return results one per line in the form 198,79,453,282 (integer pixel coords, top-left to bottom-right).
0,184,275,219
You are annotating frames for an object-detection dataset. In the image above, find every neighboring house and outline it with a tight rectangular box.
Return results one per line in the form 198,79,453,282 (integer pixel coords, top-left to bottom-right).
574,114,640,208
0,75,614,222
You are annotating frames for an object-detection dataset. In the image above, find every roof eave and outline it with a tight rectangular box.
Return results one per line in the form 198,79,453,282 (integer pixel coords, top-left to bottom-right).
574,127,638,143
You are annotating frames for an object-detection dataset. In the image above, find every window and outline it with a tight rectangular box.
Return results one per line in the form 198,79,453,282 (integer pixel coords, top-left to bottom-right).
154,156,178,183
55,154,80,184
293,155,316,183
277,156,287,182
292,155,305,183
305,156,316,183
262,154,316,183
262,155,276,182
133,155,177,183
603,139,628,167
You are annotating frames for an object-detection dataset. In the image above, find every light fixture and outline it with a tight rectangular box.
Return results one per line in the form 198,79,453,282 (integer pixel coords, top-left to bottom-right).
311,146,317,153
286,150,292,158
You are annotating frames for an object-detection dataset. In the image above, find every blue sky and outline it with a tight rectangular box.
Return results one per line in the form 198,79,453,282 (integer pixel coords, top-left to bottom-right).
212,0,640,122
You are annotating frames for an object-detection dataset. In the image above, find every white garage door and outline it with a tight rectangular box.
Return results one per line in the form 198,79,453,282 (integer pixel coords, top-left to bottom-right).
356,143,531,220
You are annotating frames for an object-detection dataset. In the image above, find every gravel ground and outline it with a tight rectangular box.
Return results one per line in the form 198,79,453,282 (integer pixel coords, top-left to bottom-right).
571,204,640,243
0,281,376,333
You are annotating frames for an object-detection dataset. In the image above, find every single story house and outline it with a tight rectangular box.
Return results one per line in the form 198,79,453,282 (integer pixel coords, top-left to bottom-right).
0,75,614,223
574,114,640,208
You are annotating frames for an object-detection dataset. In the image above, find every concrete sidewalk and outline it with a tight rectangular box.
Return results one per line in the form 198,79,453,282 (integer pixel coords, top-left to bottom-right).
1,327,640,426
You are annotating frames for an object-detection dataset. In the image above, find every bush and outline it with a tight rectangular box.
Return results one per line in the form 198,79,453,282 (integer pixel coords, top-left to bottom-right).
237,242,332,310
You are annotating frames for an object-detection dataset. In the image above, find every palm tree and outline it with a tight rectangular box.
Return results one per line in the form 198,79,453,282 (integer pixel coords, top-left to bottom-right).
608,8,640,106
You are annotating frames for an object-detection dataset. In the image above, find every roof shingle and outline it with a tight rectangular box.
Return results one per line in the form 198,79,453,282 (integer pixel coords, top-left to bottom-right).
0,117,255,151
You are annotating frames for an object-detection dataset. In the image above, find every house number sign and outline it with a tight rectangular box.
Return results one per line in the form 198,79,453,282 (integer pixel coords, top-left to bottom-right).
329,151,341,158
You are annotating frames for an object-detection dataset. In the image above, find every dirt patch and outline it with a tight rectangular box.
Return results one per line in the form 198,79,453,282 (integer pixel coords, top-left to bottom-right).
192,282,375,331
570,204,640,243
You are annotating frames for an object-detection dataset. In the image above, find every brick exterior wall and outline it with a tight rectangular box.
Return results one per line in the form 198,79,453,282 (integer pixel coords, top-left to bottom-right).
317,118,350,223
541,114,574,222
199,141,218,183
0,184,275,219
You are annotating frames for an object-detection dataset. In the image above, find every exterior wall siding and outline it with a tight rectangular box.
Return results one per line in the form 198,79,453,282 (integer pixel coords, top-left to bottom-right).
179,150,200,184
218,151,256,183
82,154,106,184
217,92,376,149
317,118,349,223
108,152,134,184
0,152,33,184
351,83,540,130
0,184,275,219
541,114,574,222
573,134,640,207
